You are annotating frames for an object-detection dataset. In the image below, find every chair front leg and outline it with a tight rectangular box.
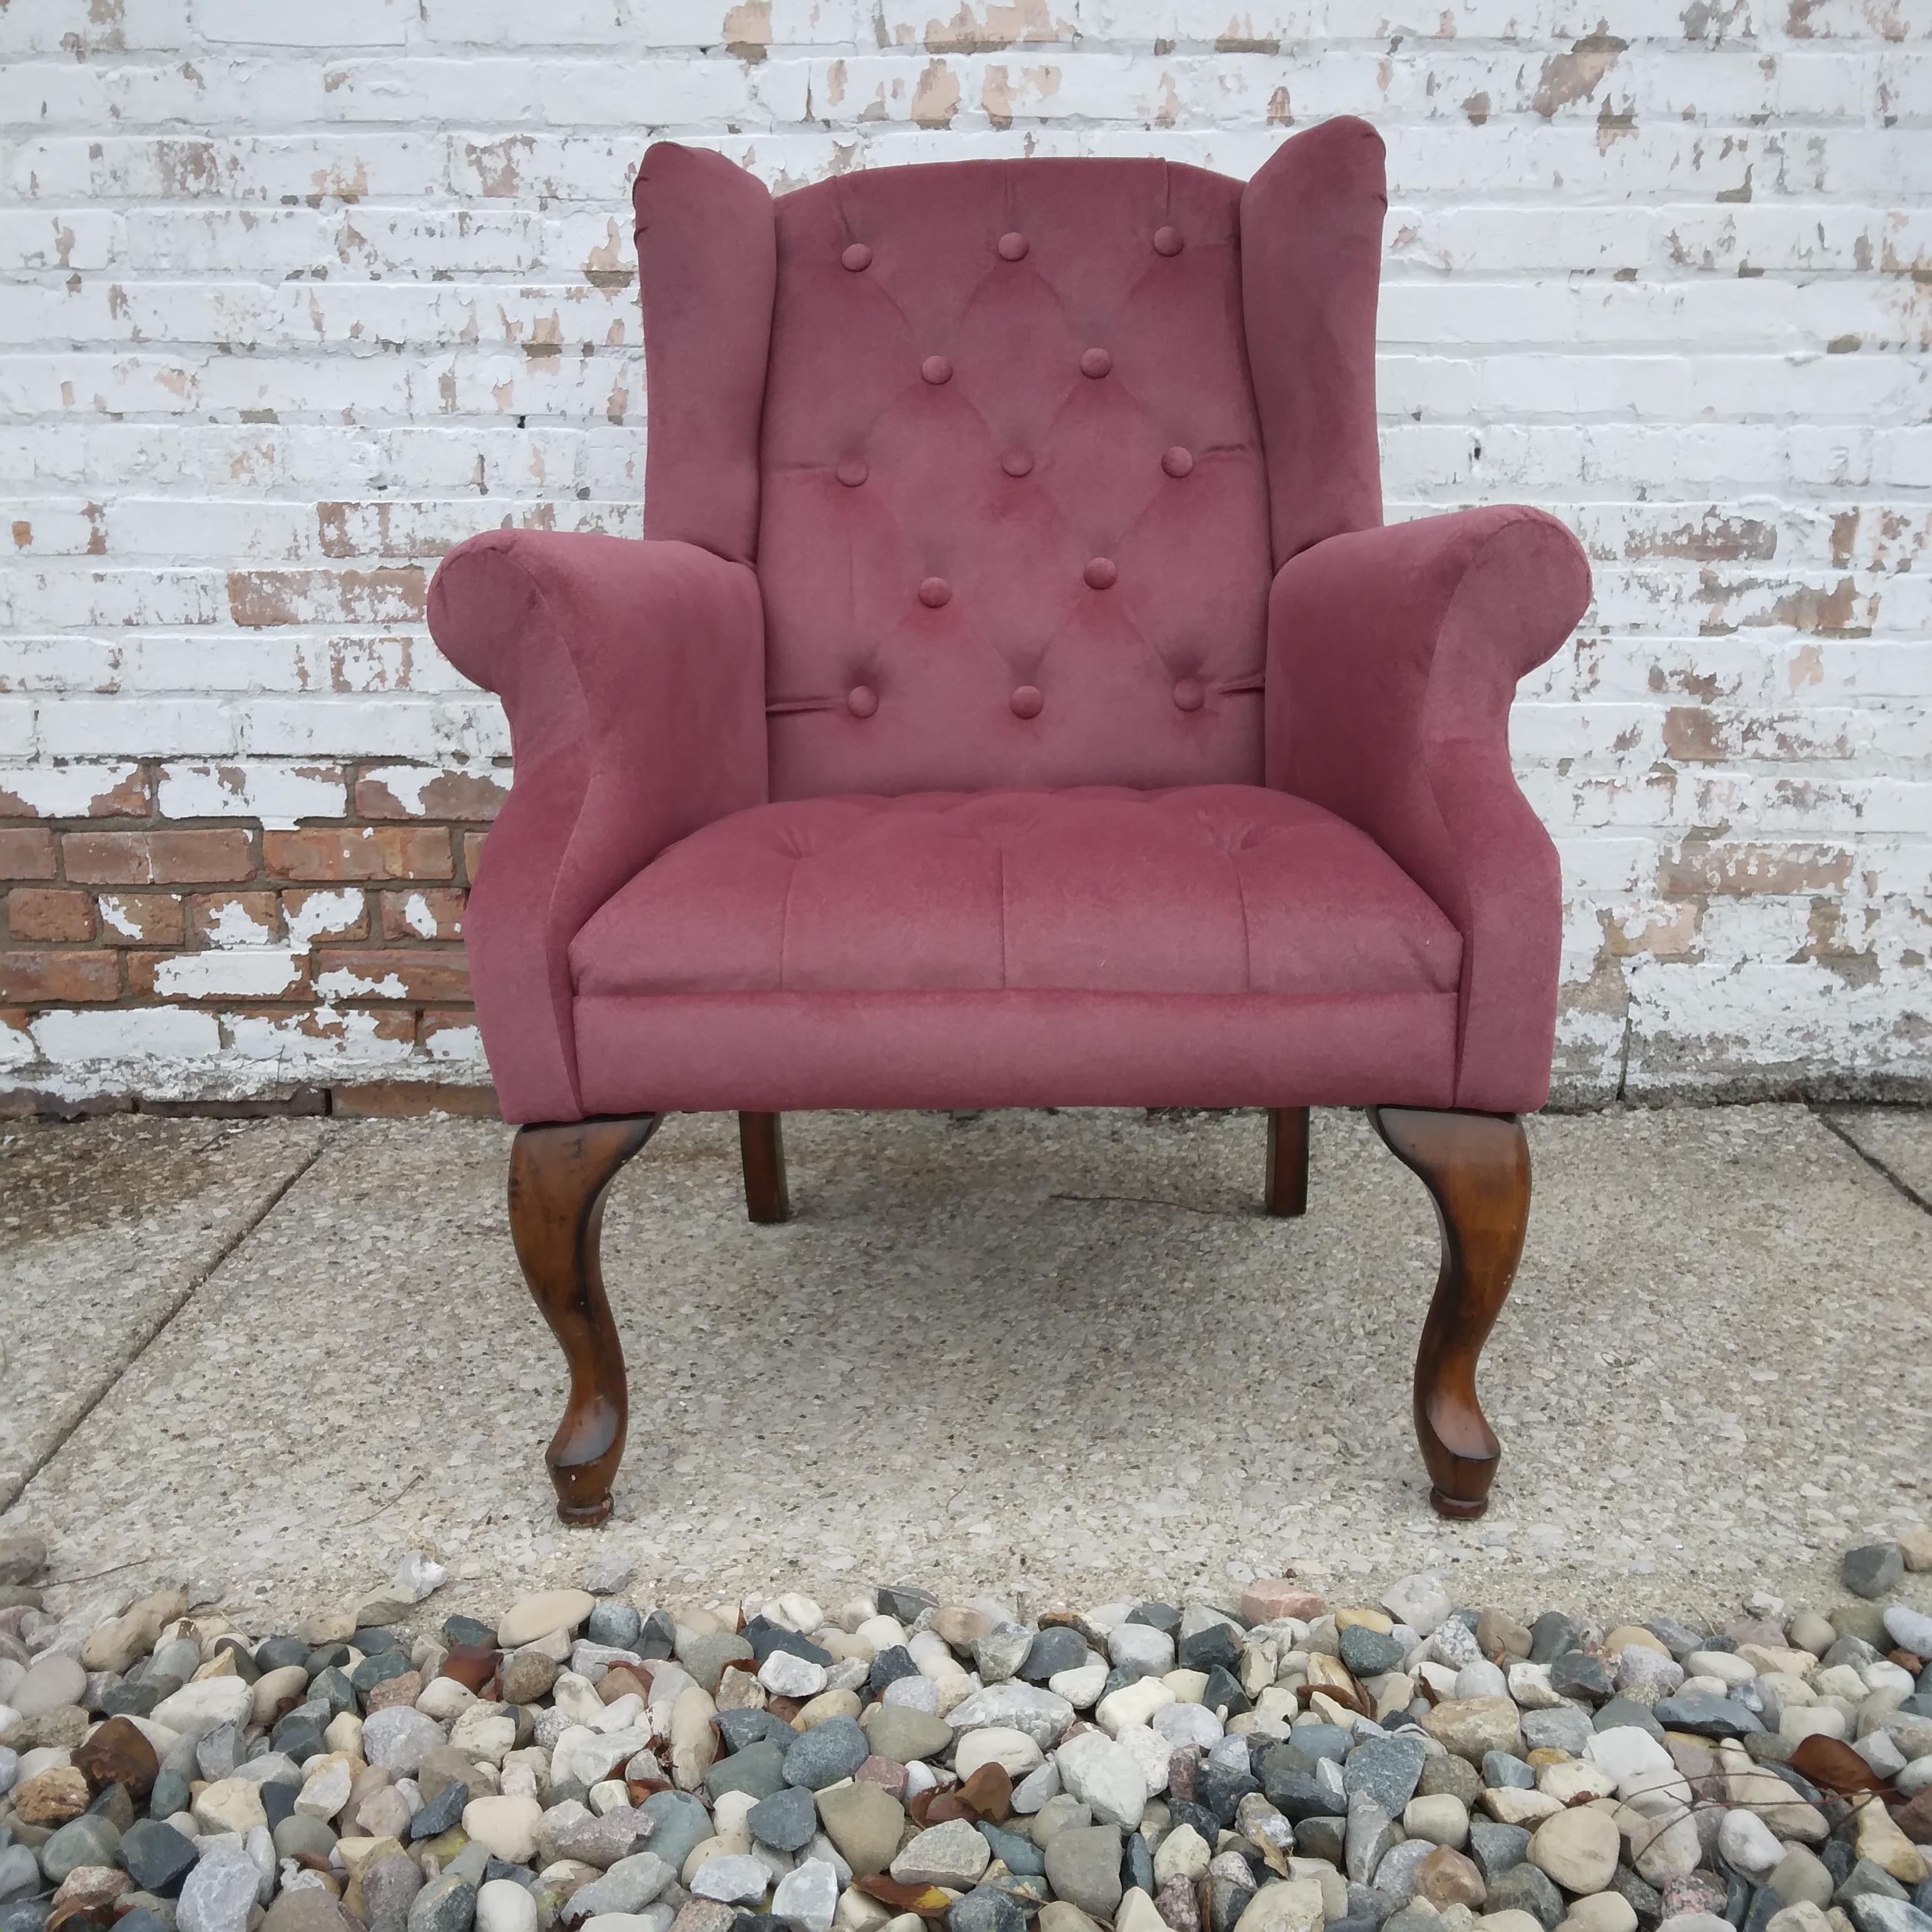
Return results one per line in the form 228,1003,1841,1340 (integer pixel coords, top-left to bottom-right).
1369,1106,1530,1520
738,1111,791,1223
1265,1106,1309,1216
509,1115,658,1525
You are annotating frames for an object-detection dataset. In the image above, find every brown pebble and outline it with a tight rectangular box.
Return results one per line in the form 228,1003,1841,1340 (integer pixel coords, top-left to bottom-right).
72,1716,160,1802
438,1645,502,1695
599,1664,652,1704
364,1672,422,1713
855,1754,908,1797
931,1607,992,1655
1476,1607,1533,1660
1413,1848,1487,1909
47,1866,128,1932
1893,1787,1932,1846
1238,1580,1327,1624
14,1766,91,1826
498,1650,558,1704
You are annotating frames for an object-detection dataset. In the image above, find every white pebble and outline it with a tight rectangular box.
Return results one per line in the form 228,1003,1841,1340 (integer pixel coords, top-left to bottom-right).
759,1652,828,1699
476,1881,539,1932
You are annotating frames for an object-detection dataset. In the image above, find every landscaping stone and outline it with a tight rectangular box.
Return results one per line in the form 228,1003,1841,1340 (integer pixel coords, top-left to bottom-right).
0,1550,1921,1932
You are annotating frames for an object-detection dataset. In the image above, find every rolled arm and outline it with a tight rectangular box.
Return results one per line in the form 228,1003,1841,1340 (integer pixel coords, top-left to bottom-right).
429,530,767,1123
1264,506,1592,1112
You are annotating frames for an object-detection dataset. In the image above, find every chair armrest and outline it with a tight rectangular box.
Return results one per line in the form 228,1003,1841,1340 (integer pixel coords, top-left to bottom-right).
429,530,767,1123
1264,506,1592,1112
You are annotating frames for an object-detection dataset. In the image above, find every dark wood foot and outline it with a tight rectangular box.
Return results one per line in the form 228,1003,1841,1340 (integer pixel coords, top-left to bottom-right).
1265,1107,1309,1217
509,1115,658,1525
1368,1106,1530,1520
739,1111,790,1224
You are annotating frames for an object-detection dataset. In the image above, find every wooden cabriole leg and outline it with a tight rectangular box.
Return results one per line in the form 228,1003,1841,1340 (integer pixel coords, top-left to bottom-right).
509,1115,658,1526
738,1111,790,1224
1264,1106,1309,1217
1368,1106,1531,1521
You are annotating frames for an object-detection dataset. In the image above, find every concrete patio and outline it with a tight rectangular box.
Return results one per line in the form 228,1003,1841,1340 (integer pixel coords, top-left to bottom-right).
2,1101,1928,1631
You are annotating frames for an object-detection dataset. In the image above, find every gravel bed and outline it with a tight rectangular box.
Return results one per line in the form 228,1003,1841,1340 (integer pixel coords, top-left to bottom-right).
1,1532,1929,1932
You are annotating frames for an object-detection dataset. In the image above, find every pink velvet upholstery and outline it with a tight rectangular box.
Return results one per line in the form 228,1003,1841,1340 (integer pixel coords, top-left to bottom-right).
427,124,1591,1126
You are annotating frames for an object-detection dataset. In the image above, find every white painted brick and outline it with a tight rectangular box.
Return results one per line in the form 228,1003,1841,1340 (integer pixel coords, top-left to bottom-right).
30,1007,223,1069
285,888,366,950
221,1007,417,1074
193,0,410,48
0,763,146,817
156,762,350,825
154,950,305,998
38,698,234,758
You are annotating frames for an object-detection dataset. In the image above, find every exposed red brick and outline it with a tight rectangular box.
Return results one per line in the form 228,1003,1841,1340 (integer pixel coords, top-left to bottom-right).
1634,514,1776,562
188,890,282,947
0,950,120,1002
243,1004,415,1044
308,948,470,1002
380,888,465,942
1602,903,1700,958
355,768,507,821
226,565,425,628
9,889,96,943
419,1008,480,1047
1663,707,1724,763
281,887,370,941
461,831,488,882
0,1088,133,1119
262,826,452,882
94,892,187,947
0,829,58,880
332,1080,499,1118
63,829,255,886
0,768,150,821
141,1089,328,1118
1660,841,1854,897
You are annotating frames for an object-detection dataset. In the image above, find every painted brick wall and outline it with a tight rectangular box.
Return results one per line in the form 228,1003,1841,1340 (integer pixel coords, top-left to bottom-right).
1,0,1926,1113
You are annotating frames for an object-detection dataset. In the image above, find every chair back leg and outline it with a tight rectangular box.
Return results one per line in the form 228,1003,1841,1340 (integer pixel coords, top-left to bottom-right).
1265,1106,1310,1216
739,1111,791,1223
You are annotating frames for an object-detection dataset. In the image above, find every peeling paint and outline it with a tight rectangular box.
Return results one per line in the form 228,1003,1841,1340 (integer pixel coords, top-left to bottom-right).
910,58,962,127
1532,30,1627,118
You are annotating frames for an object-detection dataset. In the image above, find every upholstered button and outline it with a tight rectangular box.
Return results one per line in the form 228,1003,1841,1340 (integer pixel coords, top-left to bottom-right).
836,457,868,487
918,576,952,608
1080,347,1112,379
1000,450,1033,477
1010,685,1043,719
1161,445,1194,479
997,230,1029,260
921,354,952,385
847,685,878,718
1083,556,1117,590
1172,678,1205,712
1153,226,1184,257
841,242,872,272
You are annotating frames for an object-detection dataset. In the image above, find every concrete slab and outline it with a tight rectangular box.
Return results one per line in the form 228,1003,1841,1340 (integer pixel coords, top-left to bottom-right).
4,1104,1928,1632
0,1116,328,1508
1822,1103,1932,1207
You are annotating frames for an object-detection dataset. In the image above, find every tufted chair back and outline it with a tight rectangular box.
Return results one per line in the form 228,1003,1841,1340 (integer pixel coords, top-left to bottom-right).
633,130,1386,801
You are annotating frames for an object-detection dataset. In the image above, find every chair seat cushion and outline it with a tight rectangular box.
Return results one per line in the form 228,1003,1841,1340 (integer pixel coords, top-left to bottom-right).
567,787,1463,1113
571,785,1460,1000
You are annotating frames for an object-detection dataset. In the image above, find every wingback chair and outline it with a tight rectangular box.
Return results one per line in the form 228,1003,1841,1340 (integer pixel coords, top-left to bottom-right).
427,121,1592,1528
